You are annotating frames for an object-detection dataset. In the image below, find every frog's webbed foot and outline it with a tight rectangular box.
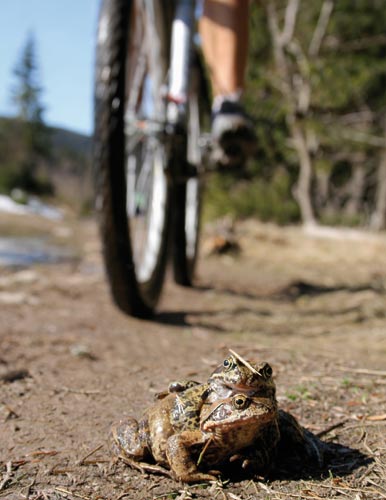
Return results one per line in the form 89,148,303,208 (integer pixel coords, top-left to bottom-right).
228,449,274,477
110,418,149,461
118,455,174,478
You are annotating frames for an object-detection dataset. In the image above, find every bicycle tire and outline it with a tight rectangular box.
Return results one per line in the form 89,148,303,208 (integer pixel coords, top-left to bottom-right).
94,0,171,318
172,57,210,286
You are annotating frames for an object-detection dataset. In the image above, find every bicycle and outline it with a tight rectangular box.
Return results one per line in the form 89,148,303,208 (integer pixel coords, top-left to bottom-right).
94,0,210,318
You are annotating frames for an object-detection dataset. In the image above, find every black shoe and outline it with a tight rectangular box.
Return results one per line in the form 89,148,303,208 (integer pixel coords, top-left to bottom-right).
211,100,257,168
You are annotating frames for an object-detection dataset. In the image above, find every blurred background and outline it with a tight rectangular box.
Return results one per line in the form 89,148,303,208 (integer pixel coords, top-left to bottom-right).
0,0,98,213
1,0,386,228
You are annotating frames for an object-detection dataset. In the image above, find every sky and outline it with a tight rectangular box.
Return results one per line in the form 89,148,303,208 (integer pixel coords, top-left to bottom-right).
0,0,100,136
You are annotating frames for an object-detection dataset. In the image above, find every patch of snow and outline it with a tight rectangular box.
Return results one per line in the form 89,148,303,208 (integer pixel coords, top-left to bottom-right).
0,194,63,220
0,194,29,215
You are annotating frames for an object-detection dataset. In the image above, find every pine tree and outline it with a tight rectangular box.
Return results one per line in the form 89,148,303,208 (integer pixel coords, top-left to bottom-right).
10,33,52,193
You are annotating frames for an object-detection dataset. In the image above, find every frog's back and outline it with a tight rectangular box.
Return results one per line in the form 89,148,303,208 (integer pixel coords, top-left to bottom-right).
170,383,211,430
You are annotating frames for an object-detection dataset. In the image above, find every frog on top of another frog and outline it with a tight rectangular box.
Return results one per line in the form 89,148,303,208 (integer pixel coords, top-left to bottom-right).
111,351,324,482
110,351,278,480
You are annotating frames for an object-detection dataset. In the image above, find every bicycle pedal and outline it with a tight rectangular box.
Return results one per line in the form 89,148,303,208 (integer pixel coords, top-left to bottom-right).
209,145,247,171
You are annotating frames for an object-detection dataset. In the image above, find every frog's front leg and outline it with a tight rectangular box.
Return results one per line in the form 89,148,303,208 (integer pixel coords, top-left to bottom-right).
168,379,201,393
110,418,150,462
156,379,201,400
228,419,280,475
166,430,218,483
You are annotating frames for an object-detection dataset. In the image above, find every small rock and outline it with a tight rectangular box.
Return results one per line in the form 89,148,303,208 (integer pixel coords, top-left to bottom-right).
70,344,97,360
0,292,28,305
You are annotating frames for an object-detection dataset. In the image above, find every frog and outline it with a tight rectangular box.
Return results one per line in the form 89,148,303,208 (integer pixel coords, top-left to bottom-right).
111,391,279,483
110,352,279,480
111,355,324,482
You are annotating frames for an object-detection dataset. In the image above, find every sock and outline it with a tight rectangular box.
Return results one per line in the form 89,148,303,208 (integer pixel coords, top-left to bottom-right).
212,89,243,113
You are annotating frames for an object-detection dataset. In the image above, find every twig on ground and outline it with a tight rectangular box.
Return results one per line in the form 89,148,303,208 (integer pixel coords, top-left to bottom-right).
2,402,19,421
54,487,91,500
366,413,386,421
365,478,386,495
28,450,59,458
255,481,324,499
344,421,386,431
337,367,386,377
49,465,75,475
22,468,38,499
0,462,12,491
55,386,102,395
78,444,104,465
116,490,134,500
316,418,348,437
307,478,386,497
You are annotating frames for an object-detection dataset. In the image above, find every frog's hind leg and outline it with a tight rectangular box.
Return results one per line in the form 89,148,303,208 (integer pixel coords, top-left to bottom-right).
110,418,149,461
111,419,174,478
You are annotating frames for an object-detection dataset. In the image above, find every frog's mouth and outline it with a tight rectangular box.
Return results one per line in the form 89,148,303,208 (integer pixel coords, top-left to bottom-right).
201,398,277,432
202,406,275,432
225,382,261,395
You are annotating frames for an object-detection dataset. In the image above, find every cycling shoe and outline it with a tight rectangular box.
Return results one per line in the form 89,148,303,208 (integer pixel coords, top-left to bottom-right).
211,100,257,168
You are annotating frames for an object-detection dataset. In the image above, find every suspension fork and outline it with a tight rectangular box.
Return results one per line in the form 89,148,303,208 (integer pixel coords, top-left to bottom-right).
167,0,196,123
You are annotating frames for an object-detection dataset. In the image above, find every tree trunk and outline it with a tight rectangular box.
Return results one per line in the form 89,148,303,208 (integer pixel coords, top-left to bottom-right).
289,118,317,226
344,163,366,218
370,141,386,230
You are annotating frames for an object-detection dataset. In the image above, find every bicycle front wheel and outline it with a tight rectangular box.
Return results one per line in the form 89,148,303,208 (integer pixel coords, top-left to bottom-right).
94,0,171,317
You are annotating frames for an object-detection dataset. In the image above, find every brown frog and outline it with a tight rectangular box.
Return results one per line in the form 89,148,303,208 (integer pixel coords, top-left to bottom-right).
111,392,279,482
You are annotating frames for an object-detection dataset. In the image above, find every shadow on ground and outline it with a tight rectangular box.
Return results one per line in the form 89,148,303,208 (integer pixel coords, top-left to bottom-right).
220,441,371,484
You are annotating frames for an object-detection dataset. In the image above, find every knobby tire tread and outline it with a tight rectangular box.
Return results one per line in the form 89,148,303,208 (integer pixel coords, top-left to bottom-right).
94,0,167,318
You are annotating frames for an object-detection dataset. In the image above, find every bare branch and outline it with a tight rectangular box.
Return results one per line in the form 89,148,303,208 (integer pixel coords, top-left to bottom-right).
325,33,386,52
266,0,293,96
340,130,386,148
266,0,283,63
279,0,300,46
309,0,334,57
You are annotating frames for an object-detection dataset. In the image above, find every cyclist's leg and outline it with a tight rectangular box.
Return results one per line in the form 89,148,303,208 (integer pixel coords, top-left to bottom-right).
199,0,248,98
199,0,256,166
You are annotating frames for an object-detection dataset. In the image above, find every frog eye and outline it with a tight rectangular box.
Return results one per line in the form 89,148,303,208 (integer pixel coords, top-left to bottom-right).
223,357,235,371
232,394,249,409
263,364,273,378
258,363,273,379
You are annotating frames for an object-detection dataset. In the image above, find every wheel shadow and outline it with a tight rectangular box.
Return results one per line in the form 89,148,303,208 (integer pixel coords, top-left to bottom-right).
155,306,273,331
195,279,384,302
154,278,384,328
155,310,227,331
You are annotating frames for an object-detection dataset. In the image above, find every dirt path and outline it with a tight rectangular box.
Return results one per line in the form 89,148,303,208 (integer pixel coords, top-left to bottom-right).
1,217,386,499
